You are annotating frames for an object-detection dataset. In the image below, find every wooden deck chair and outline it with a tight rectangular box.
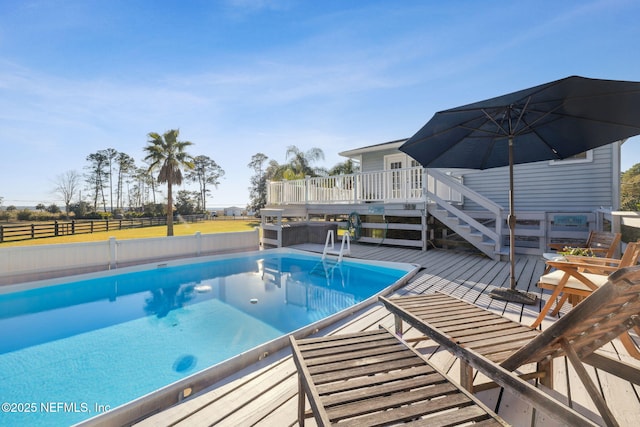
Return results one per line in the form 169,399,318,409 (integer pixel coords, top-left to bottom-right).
533,242,640,361
380,266,640,427
548,230,621,257
290,327,596,427
544,231,622,274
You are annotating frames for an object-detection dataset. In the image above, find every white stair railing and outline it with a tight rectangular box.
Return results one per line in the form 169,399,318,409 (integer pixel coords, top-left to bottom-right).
427,169,504,259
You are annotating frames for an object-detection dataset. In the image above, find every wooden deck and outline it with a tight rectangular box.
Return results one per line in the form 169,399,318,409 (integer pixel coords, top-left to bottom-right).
134,244,640,427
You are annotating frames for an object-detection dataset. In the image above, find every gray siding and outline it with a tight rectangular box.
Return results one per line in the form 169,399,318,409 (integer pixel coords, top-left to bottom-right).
357,144,617,213
461,145,616,211
361,149,394,172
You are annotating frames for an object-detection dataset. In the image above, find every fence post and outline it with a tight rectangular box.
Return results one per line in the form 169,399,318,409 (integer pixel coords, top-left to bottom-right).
31,224,35,239
109,237,117,269
0,225,3,243
54,220,59,237
195,231,202,256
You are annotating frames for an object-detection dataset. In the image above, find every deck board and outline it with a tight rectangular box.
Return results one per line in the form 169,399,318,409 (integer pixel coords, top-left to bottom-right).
133,244,640,427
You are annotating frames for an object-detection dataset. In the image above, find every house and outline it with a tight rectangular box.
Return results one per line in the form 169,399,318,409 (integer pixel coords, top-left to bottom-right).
223,206,245,217
264,138,623,259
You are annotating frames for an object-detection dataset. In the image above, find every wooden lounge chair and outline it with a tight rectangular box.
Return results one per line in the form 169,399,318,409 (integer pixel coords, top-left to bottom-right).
380,266,640,427
533,241,640,330
289,327,595,426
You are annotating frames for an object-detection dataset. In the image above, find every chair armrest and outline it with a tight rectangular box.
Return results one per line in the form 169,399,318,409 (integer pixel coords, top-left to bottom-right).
545,259,618,275
563,255,621,266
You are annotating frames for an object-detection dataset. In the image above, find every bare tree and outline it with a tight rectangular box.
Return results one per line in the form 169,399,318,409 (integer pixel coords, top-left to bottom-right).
54,170,80,216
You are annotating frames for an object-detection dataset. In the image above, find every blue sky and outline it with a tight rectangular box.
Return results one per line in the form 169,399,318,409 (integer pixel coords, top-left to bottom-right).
1,0,639,208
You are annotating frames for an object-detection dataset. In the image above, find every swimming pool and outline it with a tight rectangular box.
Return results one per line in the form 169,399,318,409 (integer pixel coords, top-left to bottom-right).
0,248,418,426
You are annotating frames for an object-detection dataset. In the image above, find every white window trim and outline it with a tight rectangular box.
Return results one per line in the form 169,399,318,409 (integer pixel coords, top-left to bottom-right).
549,149,593,165
384,153,409,170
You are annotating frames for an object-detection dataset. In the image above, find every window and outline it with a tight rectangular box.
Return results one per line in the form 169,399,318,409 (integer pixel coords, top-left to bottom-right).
549,150,593,165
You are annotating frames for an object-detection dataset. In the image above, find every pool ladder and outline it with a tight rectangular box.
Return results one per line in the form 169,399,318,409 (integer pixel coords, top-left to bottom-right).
322,230,351,262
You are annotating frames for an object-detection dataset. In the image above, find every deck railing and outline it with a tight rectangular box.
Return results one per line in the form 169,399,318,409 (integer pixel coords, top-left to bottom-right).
267,167,463,205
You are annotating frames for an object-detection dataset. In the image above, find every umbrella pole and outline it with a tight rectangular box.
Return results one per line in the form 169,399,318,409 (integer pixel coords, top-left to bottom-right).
509,136,516,290
489,136,537,305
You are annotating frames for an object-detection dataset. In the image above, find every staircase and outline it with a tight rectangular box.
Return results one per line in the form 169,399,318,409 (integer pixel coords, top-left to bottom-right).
426,169,505,261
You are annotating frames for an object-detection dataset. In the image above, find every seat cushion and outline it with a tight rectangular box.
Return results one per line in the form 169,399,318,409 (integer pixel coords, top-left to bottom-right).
539,270,609,292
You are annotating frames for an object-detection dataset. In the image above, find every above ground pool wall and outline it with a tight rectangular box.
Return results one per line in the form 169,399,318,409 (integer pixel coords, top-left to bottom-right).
0,229,260,285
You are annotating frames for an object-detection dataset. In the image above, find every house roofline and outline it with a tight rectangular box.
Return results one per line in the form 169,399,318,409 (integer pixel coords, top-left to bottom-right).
339,138,409,159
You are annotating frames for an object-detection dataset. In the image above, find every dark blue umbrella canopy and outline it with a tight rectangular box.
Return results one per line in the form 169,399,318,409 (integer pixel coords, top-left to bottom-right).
400,76,640,169
401,75,640,302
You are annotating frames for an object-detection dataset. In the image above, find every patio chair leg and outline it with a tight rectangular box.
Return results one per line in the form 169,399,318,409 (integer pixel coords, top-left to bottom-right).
531,290,562,328
618,332,640,360
297,375,305,427
394,314,403,336
538,358,554,389
560,338,619,427
460,360,474,392
550,293,570,316
531,274,570,328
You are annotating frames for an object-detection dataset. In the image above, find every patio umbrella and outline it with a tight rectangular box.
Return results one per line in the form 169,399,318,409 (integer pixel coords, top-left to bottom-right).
400,75,640,304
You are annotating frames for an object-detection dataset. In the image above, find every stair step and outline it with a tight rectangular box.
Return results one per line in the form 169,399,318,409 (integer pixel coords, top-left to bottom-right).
429,203,502,261
442,216,459,224
464,231,480,239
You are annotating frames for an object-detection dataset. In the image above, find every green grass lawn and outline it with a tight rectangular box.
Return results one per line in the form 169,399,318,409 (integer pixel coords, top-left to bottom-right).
0,219,261,247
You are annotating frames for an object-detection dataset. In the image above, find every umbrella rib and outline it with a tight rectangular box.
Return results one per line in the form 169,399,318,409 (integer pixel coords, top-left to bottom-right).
481,108,510,136
512,97,531,134
538,110,640,131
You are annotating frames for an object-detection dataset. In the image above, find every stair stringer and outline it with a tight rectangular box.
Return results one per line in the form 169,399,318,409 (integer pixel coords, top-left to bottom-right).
427,193,502,261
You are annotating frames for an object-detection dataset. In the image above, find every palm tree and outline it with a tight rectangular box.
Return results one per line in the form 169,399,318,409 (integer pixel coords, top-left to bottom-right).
143,129,194,236
329,159,359,175
284,145,326,178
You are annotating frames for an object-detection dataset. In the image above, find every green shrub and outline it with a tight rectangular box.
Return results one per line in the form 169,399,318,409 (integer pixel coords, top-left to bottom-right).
16,209,32,221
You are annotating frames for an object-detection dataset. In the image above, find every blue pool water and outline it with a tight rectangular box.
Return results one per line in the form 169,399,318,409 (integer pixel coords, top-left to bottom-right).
0,249,414,426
